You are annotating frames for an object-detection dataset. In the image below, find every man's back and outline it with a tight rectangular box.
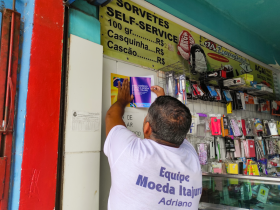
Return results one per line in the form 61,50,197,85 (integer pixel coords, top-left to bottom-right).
105,125,202,210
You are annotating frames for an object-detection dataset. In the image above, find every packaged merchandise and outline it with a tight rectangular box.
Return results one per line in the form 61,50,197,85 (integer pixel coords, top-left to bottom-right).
175,75,187,104
188,113,199,135
223,90,233,102
226,163,239,174
209,140,216,159
271,100,280,116
166,72,175,97
229,116,242,137
221,116,229,137
211,117,221,136
197,143,208,165
277,121,280,135
263,120,270,136
212,162,222,174
254,118,264,133
268,120,278,136
234,139,241,158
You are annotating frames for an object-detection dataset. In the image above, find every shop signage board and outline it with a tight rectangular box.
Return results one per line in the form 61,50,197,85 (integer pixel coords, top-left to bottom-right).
100,0,274,91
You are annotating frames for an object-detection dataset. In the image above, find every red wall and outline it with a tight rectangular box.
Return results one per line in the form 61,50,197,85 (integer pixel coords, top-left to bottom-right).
19,0,64,209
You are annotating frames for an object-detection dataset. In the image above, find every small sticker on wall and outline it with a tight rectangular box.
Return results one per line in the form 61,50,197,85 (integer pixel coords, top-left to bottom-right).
72,111,100,132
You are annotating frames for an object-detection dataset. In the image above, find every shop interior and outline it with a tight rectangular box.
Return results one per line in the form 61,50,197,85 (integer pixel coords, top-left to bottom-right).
59,1,280,210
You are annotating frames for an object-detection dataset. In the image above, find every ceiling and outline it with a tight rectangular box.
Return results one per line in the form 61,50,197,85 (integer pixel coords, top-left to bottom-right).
146,0,280,69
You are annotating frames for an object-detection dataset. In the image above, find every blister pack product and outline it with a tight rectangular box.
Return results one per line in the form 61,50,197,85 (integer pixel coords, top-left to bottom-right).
192,84,204,97
211,117,221,135
221,116,229,137
235,92,243,110
166,72,175,97
188,113,199,135
226,163,239,174
215,88,222,101
246,139,256,158
245,119,254,136
277,121,280,135
241,119,247,136
239,92,246,110
234,139,241,158
254,118,263,133
175,75,187,104
223,90,233,102
212,162,222,174
240,140,245,157
209,140,216,159
205,116,211,132
236,117,245,139
268,120,278,136
207,86,218,97
225,137,235,152
255,139,265,160
197,143,208,165
263,120,270,136
226,102,233,114
229,116,242,137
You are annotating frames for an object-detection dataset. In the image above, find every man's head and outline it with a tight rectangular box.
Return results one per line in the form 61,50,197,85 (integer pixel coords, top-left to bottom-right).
143,96,192,146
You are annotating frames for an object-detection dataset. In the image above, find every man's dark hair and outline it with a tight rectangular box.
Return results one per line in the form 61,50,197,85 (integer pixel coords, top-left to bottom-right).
146,96,192,146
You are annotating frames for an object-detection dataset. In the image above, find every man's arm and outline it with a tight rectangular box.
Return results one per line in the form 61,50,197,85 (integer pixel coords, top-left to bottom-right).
105,78,133,137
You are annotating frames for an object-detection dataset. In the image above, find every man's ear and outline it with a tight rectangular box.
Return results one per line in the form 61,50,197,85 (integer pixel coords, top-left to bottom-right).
143,121,152,138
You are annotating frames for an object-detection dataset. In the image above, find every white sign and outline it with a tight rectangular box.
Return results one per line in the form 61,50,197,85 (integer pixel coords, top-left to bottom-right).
72,111,100,132
122,112,146,139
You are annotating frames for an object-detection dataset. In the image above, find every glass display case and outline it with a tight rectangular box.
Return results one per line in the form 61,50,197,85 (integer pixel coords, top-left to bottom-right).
199,173,280,210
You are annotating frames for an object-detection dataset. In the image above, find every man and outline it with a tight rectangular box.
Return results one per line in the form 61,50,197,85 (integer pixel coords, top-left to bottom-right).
105,78,202,210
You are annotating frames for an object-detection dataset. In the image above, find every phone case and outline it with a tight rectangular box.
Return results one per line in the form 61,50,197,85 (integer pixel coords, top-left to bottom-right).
209,141,215,159
277,121,280,135
197,144,207,165
269,122,278,136
215,88,222,101
221,116,229,137
234,139,241,157
247,139,256,158
223,90,233,102
230,119,242,137
211,117,221,135
227,163,238,174
241,119,247,136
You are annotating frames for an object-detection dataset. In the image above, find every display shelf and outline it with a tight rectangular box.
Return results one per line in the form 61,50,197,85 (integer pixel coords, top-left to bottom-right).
201,173,280,209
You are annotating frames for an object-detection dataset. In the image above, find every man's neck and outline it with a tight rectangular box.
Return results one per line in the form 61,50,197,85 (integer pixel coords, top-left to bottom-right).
149,137,180,148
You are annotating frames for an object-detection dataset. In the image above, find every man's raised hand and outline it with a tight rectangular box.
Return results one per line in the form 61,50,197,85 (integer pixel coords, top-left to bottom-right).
151,85,165,97
117,78,134,107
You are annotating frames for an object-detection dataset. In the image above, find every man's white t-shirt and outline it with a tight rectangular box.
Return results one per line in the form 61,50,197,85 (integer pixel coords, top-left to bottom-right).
104,125,202,210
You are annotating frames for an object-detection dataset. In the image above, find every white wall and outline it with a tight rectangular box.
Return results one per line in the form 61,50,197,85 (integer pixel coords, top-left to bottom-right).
62,35,103,210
